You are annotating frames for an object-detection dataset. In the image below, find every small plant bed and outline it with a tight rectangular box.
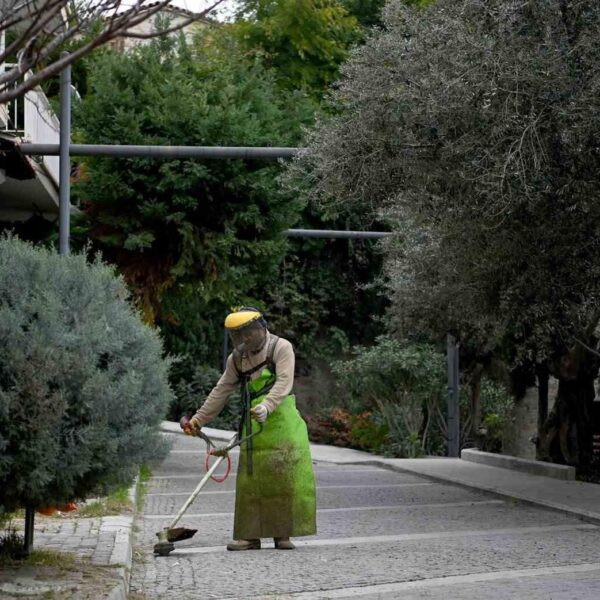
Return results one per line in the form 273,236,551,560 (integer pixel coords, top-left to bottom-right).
0,546,122,599
0,525,124,598
77,485,133,518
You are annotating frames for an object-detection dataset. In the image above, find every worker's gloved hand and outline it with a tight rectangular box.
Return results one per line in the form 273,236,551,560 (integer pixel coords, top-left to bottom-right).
250,403,269,423
182,416,202,435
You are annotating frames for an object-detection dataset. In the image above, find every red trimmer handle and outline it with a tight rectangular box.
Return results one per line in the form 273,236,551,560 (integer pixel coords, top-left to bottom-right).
180,416,214,446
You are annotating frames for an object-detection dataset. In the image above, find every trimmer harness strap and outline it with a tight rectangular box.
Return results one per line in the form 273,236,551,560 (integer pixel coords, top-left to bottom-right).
233,336,279,475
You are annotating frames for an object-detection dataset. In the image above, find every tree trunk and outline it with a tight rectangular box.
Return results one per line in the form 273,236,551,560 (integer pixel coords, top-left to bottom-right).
539,352,598,467
23,507,35,557
469,364,484,438
536,364,549,451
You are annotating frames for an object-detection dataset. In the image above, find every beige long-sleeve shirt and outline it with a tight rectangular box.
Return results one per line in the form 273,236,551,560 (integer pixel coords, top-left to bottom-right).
193,332,295,427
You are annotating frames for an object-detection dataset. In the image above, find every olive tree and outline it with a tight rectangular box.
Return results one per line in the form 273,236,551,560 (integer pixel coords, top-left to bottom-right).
291,0,600,466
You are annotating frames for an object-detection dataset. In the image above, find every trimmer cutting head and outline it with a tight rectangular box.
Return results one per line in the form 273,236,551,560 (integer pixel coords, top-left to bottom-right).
153,527,198,556
153,540,175,556
166,527,198,543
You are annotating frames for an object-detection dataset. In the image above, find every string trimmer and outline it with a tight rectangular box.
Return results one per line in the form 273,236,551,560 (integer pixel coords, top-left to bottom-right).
153,417,263,557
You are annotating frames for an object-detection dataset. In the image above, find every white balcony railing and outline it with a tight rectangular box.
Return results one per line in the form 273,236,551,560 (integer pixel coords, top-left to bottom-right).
1,63,60,187
24,80,60,186
1,64,25,134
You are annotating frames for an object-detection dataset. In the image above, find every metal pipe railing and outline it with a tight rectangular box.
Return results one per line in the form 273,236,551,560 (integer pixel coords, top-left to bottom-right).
19,143,302,159
286,229,393,239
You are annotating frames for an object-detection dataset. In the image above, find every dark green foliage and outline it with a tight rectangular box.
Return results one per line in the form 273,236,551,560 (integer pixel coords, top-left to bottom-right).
169,363,242,429
70,20,388,424
265,233,388,360
0,237,172,513
0,528,25,562
227,0,388,362
341,0,387,27
341,0,429,28
477,380,514,452
332,337,447,456
72,36,317,393
169,364,221,421
461,377,514,453
294,0,600,464
330,337,514,456
73,36,315,318
158,287,228,380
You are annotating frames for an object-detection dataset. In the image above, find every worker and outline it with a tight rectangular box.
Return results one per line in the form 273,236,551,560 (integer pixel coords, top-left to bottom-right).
186,307,316,550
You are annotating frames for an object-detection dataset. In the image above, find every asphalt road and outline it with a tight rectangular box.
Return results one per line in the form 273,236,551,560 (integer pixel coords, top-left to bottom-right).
129,432,600,599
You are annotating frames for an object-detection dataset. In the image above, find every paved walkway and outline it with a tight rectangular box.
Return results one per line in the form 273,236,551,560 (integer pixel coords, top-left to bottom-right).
130,424,600,599
309,445,600,523
1,422,599,598
191,423,600,524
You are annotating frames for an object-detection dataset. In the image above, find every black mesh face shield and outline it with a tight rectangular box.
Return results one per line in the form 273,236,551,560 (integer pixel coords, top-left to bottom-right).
229,320,267,354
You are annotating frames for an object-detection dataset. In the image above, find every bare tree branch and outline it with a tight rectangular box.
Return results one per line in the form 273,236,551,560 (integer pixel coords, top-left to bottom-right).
0,0,225,104
0,0,68,71
0,0,67,62
0,0,65,36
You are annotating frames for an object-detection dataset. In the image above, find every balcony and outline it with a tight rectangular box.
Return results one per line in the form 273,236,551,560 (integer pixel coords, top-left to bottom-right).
0,64,61,222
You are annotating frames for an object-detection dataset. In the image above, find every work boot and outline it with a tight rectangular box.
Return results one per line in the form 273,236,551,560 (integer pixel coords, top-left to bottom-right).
274,537,295,550
226,539,261,551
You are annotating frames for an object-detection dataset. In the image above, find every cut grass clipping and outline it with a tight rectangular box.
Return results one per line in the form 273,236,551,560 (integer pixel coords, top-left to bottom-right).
136,465,152,513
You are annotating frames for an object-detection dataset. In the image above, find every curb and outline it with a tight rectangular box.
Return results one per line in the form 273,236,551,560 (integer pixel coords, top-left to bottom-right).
460,448,576,480
105,475,138,600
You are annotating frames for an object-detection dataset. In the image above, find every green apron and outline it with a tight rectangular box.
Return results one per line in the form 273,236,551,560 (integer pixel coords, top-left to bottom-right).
234,368,317,540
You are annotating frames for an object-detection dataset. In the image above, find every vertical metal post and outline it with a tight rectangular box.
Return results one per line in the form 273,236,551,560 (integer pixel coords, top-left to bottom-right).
59,53,71,255
23,506,35,556
446,333,460,457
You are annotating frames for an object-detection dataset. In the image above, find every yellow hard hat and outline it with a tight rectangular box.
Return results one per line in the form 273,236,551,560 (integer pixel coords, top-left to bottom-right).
224,310,263,330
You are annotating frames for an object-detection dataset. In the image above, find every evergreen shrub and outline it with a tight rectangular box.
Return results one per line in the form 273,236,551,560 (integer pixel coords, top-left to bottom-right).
169,364,220,421
331,337,447,457
473,379,514,453
169,362,244,431
0,237,172,515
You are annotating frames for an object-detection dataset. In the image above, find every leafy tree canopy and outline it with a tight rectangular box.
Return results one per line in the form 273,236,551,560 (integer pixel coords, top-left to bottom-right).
73,34,318,373
294,0,600,369
291,0,600,465
231,0,361,95
73,34,316,321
